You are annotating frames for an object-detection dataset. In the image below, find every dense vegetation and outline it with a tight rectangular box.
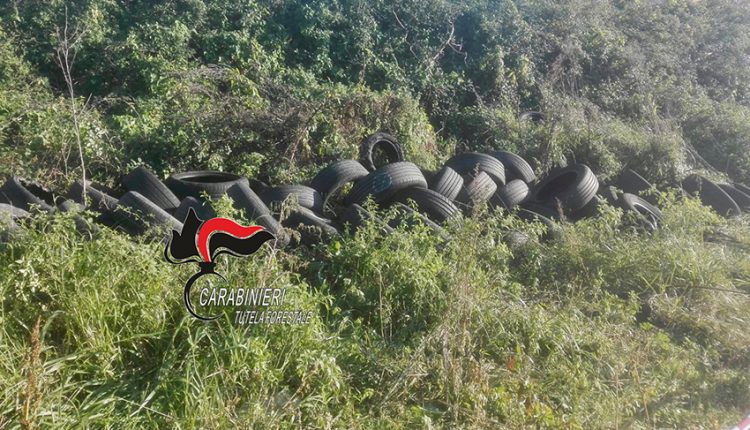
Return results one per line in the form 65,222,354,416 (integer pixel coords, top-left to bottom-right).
1,0,749,428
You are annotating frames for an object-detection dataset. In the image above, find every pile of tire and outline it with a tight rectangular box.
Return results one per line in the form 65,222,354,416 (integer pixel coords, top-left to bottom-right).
2,130,749,248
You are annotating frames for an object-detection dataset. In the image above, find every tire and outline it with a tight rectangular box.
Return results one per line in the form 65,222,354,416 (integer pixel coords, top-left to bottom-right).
260,185,324,214
57,199,100,239
520,200,562,220
389,202,446,238
165,170,249,201
489,151,535,183
359,132,405,172
226,182,272,220
598,185,620,206
531,164,598,214
445,152,506,186
0,216,22,244
226,182,287,246
0,203,30,243
420,169,436,184
68,180,119,212
493,179,529,210
122,166,180,212
309,159,369,200
386,187,461,224
345,162,427,205
0,176,55,213
515,208,562,241
734,183,750,196
717,184,750,211
337,203,394,235
255,214,290,248
617,193,663,231
429,166,464,201
617,169,651,195
456,171,497,211
570,195,601,220
617,169,659,204
111,191,183,236
0,203,31,219
248,178,269,193
681,174,741,217
282,206,341,244
174,196,217,223
518,111,546,123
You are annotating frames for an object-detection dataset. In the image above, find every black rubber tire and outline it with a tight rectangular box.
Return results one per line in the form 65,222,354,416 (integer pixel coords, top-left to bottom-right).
598,185,620,206
260,185,324,214
617,169,652,195
389,202,447,238
345,162,427,205
617,193,663,231
0,203,31,219
255,214,290,248
445,152,506,186
337,203,394,236
283,206,341,244
165,170,248,201
111,191,183,236
520,200,563,220
226,182,272,220
57,199,101,239
174,196,217,223
518,111,546,123
68,180,119,213
717,184,750,211
617,169,659,204
0,203,30,242
386,187,461,224
429,166,464,201
309,159,369,198
359,132,405,172
420,169,436,184
681,174,741,217
734,183,750,197
569,195,603,221
248,178,269,194
122,166,180,211
0,176,55,213
515,208,562,240
456,171,497,211
493,179,529,210
531,164,599,214
489,151,535,183
226,182,287,246
337,203,368,234
20,178,57,205
0,216,22,244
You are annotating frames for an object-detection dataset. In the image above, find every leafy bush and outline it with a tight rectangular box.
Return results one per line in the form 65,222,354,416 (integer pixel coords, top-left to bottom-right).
2,0,750,427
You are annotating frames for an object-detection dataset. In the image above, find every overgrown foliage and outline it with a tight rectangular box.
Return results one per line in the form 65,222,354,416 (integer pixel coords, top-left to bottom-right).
1,0,749,185
1,0,750,428
1,199,749,427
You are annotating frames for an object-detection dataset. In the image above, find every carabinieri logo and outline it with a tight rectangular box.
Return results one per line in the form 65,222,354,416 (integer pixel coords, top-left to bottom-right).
164,208,275,321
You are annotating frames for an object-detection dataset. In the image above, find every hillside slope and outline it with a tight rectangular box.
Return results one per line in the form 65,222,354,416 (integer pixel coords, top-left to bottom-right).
1,1,749,428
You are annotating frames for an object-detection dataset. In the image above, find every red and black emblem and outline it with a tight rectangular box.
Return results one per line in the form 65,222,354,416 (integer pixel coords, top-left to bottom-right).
164,208,275,320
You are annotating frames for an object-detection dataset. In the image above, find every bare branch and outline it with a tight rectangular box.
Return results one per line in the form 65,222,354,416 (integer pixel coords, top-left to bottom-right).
54,6,89,201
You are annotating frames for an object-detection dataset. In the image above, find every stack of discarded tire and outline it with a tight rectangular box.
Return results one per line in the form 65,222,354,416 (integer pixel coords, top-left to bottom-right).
2,130,749,248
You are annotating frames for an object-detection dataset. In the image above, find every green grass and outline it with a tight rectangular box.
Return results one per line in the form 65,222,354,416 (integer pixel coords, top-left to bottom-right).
1,198,748,428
